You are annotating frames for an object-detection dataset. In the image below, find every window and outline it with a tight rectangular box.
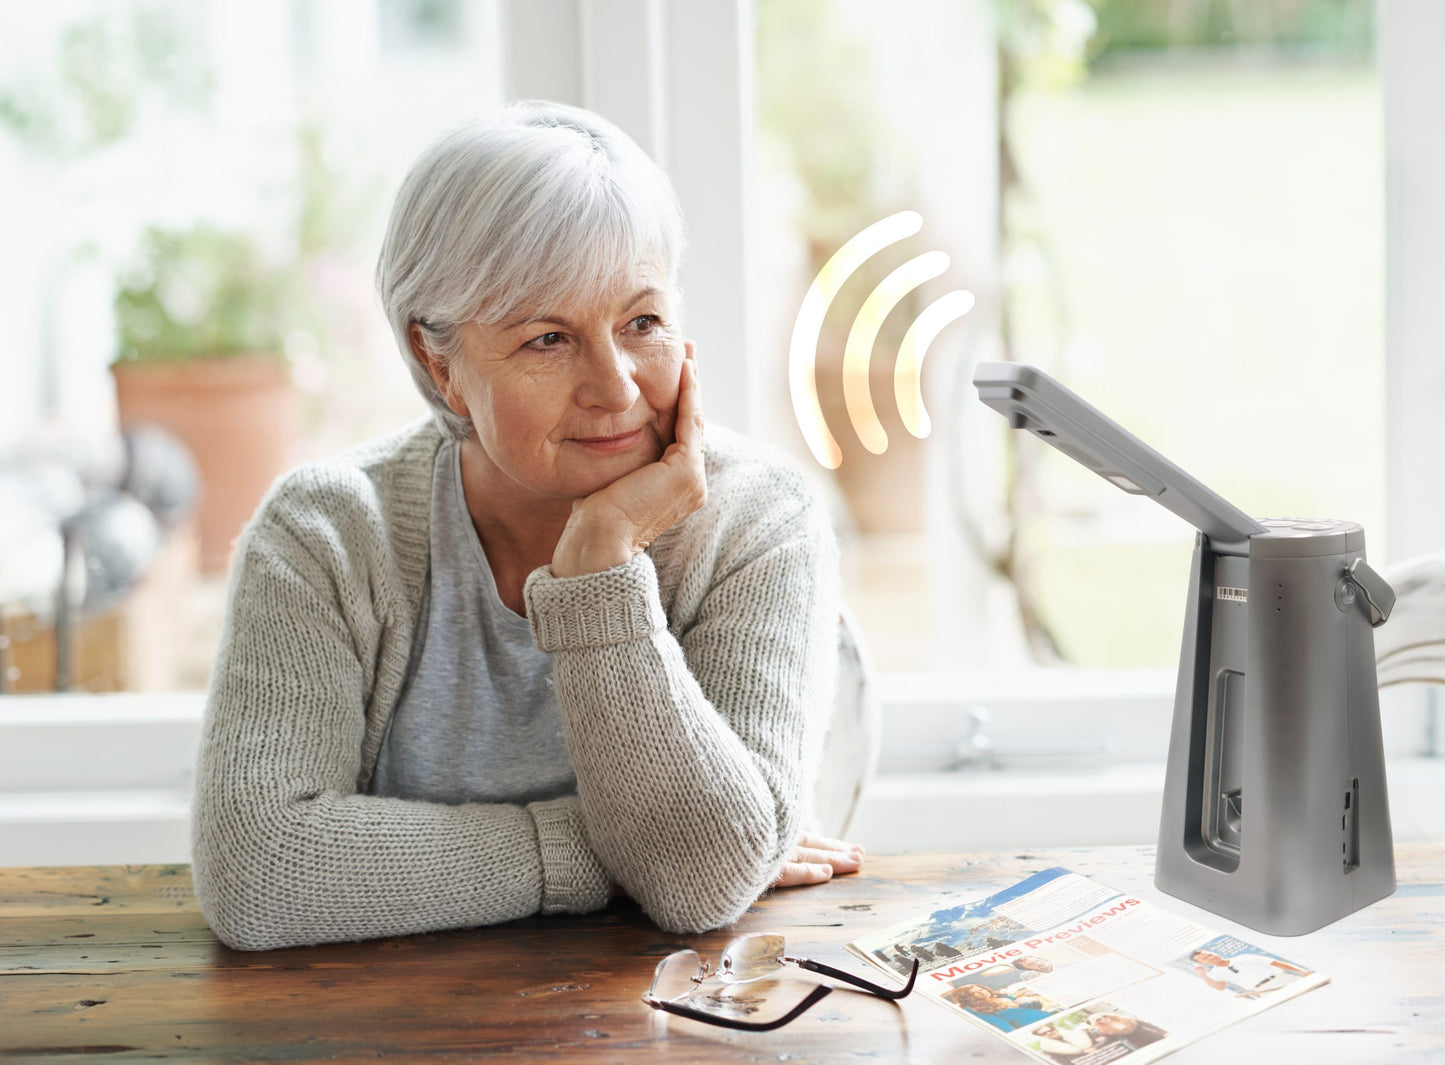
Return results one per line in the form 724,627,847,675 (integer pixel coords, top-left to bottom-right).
755,0,1384,674
0,0,501,692
3,0,1441,862
0,0,1423,692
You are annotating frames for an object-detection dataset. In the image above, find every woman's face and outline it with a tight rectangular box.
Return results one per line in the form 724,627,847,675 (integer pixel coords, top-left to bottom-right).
1093,1015,1134,1036
434,266,690,506
954,985,1000,1011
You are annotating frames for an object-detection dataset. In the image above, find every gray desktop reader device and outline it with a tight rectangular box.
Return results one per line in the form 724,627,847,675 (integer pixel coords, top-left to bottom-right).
974,361,1396,936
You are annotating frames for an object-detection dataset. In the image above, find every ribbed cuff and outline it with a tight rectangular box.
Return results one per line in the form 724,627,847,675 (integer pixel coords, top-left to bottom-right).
524,553,667,653
530,796,612,915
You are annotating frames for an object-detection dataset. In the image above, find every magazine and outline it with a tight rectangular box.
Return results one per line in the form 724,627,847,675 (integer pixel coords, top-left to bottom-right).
847,867,1326,1064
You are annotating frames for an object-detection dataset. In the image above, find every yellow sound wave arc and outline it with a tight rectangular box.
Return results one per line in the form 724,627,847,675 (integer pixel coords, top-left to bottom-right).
843,251,951,455
789,211,922,470
896,289,976,439
789,211,975,467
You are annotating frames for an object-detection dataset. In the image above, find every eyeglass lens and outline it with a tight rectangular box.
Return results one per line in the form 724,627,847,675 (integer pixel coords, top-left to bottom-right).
721,932,918,1000
720,933,787,983
646,945,832,1032
644,932,914,1032
649,949,708,1003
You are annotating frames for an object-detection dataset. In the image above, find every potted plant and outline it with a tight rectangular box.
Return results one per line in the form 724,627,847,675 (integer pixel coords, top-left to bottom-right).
111,224,299,574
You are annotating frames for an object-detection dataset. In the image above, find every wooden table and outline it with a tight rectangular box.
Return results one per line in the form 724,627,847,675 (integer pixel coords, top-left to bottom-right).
3,844,1442,1063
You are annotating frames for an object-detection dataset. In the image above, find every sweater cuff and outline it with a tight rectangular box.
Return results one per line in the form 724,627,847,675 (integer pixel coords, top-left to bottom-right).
529,796,612,915
524,553,667,653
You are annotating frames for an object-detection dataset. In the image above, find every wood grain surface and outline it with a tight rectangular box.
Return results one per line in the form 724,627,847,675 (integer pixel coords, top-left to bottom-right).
2,845,1442,1064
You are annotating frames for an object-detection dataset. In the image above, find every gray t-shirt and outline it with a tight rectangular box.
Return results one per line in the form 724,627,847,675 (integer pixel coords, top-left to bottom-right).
370,441,576,805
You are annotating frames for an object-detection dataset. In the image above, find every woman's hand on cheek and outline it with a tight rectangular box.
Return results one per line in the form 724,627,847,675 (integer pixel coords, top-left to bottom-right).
550,350,706,578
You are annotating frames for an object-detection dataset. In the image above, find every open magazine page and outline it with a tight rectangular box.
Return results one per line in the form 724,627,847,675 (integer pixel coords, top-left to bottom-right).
847,868,1327,1064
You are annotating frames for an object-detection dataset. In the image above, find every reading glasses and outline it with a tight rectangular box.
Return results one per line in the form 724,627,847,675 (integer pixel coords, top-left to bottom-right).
642,932,919,1031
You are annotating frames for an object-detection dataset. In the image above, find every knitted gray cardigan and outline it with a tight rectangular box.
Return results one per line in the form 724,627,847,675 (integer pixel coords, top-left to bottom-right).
191,420,839,950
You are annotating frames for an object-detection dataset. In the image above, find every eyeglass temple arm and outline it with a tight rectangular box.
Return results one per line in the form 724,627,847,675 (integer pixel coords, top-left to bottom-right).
649,984,833,1032
792,956,919,1000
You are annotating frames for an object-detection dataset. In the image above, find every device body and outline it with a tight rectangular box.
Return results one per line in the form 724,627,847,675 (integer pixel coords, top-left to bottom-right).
974,361,1396,935
1156,523,1395,934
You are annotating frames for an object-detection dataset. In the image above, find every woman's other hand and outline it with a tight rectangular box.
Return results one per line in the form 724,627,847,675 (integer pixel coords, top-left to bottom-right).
773,832,866,888
551,350,706,577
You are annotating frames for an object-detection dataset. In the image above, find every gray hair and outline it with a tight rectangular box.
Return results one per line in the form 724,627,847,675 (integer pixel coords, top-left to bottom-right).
376,100,687,440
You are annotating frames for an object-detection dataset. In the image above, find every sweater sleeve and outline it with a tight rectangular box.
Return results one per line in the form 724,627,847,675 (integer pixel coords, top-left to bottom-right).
191,495,611,951
523,474,839,934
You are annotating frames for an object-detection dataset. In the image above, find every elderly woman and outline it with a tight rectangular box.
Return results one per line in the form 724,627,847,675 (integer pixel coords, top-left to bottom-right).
191,101,855,951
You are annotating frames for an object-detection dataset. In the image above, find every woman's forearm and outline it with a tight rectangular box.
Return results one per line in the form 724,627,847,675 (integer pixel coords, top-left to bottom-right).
527,525,835,933
549,632,792,931
193,782,608,949
193,527,611,950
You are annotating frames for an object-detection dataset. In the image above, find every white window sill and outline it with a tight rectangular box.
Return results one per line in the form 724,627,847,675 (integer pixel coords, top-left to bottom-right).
852,757,1445,853
1,681,1439,864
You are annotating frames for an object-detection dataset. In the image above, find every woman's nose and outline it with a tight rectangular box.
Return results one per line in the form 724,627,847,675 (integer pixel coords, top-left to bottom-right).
576,340,641,412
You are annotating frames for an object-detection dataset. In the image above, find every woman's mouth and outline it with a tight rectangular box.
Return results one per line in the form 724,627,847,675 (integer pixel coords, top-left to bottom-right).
570,428,645,453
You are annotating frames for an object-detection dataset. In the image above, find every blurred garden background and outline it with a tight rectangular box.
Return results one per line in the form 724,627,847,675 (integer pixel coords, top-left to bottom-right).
755,0,1381,672
0,0,1384,692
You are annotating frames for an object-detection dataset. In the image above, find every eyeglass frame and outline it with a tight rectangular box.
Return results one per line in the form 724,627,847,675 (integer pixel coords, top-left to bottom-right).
641,934,919,1032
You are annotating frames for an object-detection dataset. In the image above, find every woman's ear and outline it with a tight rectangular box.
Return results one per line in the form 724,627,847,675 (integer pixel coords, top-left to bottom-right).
410,323,469,418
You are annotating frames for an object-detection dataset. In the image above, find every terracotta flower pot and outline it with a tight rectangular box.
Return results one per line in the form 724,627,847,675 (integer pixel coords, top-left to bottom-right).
111,355,298,575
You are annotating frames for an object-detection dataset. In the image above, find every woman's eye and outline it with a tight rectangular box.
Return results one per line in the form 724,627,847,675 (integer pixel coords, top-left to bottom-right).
629,314,660,333
524,331,564,350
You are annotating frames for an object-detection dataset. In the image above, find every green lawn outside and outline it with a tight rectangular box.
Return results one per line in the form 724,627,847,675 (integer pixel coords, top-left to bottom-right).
1007,59,1384,667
